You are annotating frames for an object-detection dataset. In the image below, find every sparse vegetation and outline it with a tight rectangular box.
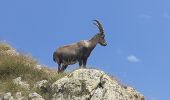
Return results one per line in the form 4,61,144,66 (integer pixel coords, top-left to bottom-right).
0,42,67,99
0,43,12,51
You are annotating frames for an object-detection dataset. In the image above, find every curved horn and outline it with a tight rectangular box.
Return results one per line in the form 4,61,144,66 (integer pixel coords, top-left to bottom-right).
93,20,104,34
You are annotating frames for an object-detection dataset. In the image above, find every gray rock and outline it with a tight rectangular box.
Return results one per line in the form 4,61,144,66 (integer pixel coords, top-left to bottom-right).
34,80,48,89
3,92,13,100
15,92,24,100
13,77,30,90
28,92,45,100
52,69,145,100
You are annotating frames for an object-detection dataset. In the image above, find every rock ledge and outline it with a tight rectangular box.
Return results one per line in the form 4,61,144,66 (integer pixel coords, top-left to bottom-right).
52,69,145,100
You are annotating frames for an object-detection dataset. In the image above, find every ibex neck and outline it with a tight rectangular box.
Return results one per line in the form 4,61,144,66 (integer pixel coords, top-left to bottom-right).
88,34,99,49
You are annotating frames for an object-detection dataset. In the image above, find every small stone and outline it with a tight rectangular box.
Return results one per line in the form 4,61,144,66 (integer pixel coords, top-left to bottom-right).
3,92,13,100
34,80,48,89
28,92,45,100
15,92,24,100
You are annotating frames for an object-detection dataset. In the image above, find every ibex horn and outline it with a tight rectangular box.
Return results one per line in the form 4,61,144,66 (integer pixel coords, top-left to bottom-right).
93,20,104,34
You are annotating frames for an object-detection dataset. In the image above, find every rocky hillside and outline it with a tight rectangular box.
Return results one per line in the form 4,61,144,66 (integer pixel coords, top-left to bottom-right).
0,42,67,100
0,42,145,100
0,69,145,100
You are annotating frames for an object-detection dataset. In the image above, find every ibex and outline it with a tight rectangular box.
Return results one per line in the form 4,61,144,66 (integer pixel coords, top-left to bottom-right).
53,20,107,73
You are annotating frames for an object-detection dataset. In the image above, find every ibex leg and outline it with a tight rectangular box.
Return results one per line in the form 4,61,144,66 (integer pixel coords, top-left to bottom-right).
82,58,87,68
78,60,83,68
60,65,68,73
58,63,61,73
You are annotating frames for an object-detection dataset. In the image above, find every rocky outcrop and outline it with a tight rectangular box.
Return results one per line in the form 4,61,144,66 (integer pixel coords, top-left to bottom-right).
13,77,30,90
52,69,145,100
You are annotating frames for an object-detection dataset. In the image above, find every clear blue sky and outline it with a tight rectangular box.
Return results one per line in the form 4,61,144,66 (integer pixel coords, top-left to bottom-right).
0,0,170,99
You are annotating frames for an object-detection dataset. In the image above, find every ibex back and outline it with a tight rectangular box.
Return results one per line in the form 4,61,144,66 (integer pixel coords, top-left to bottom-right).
53,20,107,73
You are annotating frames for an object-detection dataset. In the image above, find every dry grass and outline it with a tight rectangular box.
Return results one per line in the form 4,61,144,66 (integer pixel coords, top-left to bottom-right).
0,43,67,99
0,42,12,51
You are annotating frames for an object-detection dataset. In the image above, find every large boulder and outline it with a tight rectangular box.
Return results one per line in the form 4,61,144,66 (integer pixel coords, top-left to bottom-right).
52,69,145,100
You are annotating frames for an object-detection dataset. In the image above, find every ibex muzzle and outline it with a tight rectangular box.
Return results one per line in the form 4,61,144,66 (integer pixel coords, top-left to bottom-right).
53,20,107,73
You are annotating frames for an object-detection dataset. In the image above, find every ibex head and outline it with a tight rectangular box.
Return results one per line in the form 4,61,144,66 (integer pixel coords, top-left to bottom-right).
93,20,107,46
